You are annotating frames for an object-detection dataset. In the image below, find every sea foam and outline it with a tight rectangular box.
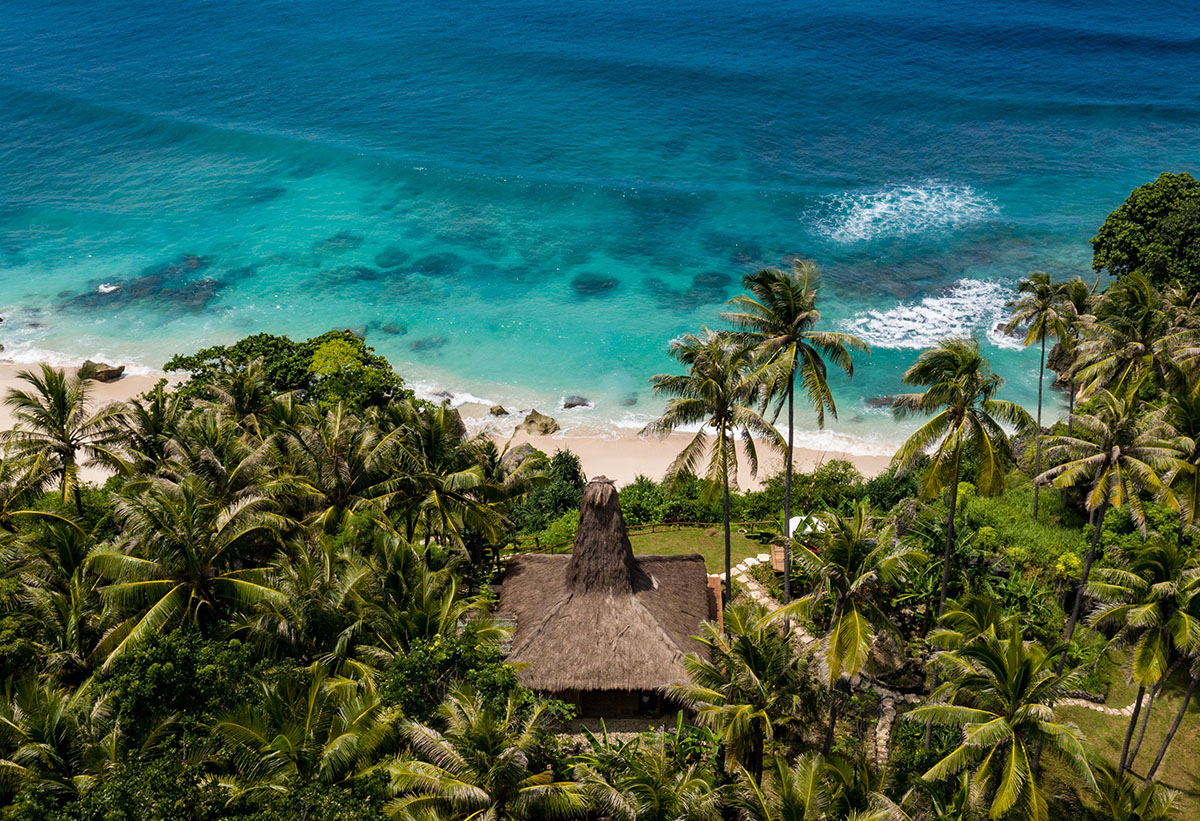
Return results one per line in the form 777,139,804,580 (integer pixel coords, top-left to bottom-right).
813,182,998,243
840,279,1018,351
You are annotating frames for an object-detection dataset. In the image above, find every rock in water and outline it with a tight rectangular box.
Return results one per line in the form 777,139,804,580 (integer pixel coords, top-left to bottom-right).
516,409,559,436
562,395,590,409
82,361,124,382
489,405,509,416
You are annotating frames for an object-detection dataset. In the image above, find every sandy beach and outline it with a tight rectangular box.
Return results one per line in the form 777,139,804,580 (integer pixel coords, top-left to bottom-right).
0,361,893,488
457,404,892,488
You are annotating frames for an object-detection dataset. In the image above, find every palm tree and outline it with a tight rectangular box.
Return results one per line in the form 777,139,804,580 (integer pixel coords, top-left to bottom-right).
233,538,372,664
1091,761,1179,821
724,261,870,605
793,500,926,751
4,365,126,513
20,519,105,683
668,601,814,783
385,685,585,820
643,329,785,607
1037,387,1175,670
734,753,896,821
1004,272,1071,519
1161,381,1200,547
907,631,1094,821
212,662,398,801
1072,273,1195,399
88,476,288,667
574,736,721,821
1087,536,1200,772
891,338,1033,616
113,379,184,477
1145,655,1200,782
928,592,1015,651
273,403,402,531
1058,275,1097,431
390,402,506,554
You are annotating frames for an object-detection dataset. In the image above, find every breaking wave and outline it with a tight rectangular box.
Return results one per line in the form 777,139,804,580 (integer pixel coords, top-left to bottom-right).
813,182,999,243
840,279,1020,351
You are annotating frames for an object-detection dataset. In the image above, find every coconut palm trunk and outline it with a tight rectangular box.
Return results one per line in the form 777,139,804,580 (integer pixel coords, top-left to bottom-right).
1128,676,1162,770
937,450,963,618
1120,685,1148,772
1058,501,1108,675
722,438,733,608
1034,334,1045,518
1147,671,1198,780
783,378,794,606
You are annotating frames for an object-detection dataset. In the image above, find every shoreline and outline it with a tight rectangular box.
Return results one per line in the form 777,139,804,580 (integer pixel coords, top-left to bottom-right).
0,357,896,487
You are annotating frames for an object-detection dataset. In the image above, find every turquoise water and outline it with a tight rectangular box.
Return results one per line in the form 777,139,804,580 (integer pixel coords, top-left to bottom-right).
2,0,1198,450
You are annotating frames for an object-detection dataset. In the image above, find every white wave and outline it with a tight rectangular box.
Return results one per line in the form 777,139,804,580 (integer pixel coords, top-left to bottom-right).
0,343,160,376
812,182,998,243
97,283,120,294
840,279,1016,351
411,381,497,409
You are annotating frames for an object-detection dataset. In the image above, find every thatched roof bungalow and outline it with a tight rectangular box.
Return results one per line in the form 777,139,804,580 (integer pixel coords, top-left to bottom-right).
498,476,715,717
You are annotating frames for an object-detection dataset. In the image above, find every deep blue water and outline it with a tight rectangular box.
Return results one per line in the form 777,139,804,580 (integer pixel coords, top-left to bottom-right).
2,0,1198,448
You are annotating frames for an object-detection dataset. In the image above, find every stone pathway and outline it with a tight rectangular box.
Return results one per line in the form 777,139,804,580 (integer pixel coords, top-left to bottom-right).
723,555,1131,767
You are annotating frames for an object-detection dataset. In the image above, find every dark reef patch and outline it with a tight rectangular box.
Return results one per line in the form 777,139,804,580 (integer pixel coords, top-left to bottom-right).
411,336,448,352
242,185,287,206
61,254,226,313
644,270,732,310
571,273,620,297
374,246,411,269
313,231,364,255
411,252,465,277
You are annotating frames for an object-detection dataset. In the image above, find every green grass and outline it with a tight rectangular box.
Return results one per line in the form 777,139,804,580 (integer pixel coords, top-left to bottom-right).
1049,668,1200,817
629,526,765,574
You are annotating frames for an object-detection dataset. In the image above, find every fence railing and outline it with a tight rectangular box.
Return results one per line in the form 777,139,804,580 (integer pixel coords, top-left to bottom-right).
506,519,781,556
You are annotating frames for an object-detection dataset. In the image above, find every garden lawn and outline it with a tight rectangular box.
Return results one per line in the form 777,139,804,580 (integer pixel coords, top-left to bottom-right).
629,526,764,574
1050,667,1200,816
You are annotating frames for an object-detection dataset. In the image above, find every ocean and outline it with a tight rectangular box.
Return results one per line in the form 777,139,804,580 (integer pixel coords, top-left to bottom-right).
2,0,1198,452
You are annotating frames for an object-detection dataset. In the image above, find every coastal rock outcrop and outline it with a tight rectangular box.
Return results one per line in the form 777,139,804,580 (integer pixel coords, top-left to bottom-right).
501,442,540,472
562,395,590,409
489,405,509,416
516,409,559,436
865,395,900,409
82,361,124,382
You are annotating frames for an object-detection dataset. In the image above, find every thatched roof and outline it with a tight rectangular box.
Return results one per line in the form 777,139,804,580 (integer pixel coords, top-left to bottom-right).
498,477,710,693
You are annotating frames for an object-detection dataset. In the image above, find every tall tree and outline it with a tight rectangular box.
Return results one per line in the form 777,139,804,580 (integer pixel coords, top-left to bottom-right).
212,662,398,799
1088,536,1200,773
643,330,785,607
1161,381,1200,547
891,338,1033,616
385,686,584,820
1091,761,1179,821
908,632,1094,821
1091,171,1200,293
1037,387,1175,671
1004,272,1071,519
3,365,125,514
668,601,814,784
793,500,926,751
1072,274,1195,400
1059,275,1097,432
88,476,288,667
724,261,869,605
